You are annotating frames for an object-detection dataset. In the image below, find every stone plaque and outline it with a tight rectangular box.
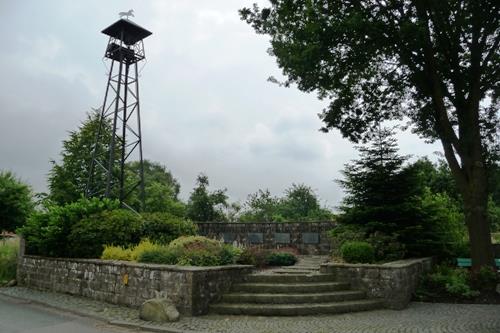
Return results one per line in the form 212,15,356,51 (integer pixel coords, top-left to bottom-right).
302,232,319,244
274,232,290,244
223,233,235,243
247,233,263,244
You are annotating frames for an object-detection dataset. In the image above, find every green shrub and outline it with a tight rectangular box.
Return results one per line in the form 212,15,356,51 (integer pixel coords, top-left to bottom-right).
366,231,405,261
138,247,177,265
177,249,221,266
219,244,243,265
236,247,270,267
340,241,375,263
471,266,499,290
266,252,297,266
136,236,242,267
168,236,221,254
101,245,132,261
0,238,18,283
328,224,365,257
18,197,119,257
424,265,479,298
68,209,142,258
141,213,197,245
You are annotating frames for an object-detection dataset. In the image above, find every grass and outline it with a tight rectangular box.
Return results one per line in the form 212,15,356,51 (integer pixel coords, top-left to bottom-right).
0,237,19,283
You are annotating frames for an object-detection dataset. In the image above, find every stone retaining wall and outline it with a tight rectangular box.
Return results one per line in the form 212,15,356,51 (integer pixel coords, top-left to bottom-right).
320,258,433,309
196,221,336,254
17,255,253,315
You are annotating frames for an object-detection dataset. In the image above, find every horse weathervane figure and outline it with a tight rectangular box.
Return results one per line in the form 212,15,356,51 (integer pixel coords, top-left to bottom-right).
119,9,134,20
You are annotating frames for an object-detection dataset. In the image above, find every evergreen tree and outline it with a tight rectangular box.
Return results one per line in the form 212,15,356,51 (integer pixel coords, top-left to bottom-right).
338,127,413,232
338,128,466,258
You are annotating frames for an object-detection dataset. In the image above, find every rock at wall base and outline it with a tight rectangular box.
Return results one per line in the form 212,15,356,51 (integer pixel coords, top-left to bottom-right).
6,280,17,287
139,298,180,322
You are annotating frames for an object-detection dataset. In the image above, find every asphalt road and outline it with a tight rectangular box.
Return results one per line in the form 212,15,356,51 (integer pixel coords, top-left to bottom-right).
0,295,145,333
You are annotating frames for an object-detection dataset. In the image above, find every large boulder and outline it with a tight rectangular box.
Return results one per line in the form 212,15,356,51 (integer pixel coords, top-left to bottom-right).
139,298,180,322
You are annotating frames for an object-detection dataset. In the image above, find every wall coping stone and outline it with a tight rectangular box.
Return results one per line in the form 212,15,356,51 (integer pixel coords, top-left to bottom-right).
22,255,253,272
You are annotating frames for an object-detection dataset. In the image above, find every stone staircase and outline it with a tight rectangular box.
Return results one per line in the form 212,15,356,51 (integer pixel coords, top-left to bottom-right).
210,256,383,316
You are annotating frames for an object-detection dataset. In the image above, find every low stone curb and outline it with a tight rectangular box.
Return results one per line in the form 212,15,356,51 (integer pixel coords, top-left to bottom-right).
0,289,201,333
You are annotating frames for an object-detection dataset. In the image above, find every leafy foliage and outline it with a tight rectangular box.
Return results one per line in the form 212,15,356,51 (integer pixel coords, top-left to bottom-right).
18,197,120,257
141,213,197,245
340,241,375,264
265,251,297,266
138,246,177,265
337,129,466,259
68,209,142,258
136,236,242,266
418,265,479,299
239,184,334,222
48,110,185,215
48,110,114,205
0,238,18,283
240,0,499,268
0,171,34,232
102,239,162,261
126,160,185,215
186,174,228,222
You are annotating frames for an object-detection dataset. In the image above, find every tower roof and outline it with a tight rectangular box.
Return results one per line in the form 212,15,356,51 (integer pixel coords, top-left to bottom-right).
102,19,152,45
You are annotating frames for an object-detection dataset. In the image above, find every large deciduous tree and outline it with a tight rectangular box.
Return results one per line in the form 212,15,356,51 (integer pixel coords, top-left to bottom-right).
241,0,499,268
48,111,183,215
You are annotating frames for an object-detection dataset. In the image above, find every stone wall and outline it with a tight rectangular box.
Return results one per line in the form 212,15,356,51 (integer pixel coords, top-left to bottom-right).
17,255,253,315
196,221,336,254
320,258,433,310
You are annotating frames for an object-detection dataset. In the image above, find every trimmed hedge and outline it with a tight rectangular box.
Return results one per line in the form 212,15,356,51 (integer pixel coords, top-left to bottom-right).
340,241,375,263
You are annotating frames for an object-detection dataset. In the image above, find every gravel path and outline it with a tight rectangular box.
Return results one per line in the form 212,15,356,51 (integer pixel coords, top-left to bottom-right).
1,287,500,333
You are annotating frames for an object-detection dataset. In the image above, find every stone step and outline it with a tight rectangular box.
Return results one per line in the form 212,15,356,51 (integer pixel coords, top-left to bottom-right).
233,281,351,293
221,290,366,304
245,273,336,284
272,270,316,274
211,299,384,316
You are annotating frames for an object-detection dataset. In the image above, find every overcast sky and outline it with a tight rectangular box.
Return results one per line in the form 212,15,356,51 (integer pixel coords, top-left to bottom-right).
0,0,441,209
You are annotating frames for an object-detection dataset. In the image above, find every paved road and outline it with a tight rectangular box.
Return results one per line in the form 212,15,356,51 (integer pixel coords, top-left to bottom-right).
2,288,500,333
0,295,145,333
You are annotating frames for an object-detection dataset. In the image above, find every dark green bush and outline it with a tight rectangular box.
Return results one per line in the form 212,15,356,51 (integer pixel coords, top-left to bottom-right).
340,241,375,263
328,224,366,257
138,247,177,265
18,197,120,257
141,212,197,245
219,244,243,265
471,266,499,290
366,231,405,261
266,252,297,266
68,209,142,258
419,265,479,298
177,249,221,266
236,247,270,267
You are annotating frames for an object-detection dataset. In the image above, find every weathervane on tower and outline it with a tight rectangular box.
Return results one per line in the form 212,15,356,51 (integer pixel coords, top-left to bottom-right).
118,9,134,20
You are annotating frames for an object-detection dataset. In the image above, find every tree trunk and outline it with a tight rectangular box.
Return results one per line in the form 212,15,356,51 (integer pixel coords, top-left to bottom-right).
462,165,495,270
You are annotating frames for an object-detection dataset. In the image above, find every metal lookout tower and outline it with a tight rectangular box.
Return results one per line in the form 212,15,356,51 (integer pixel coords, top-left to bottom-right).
86,17,152,211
